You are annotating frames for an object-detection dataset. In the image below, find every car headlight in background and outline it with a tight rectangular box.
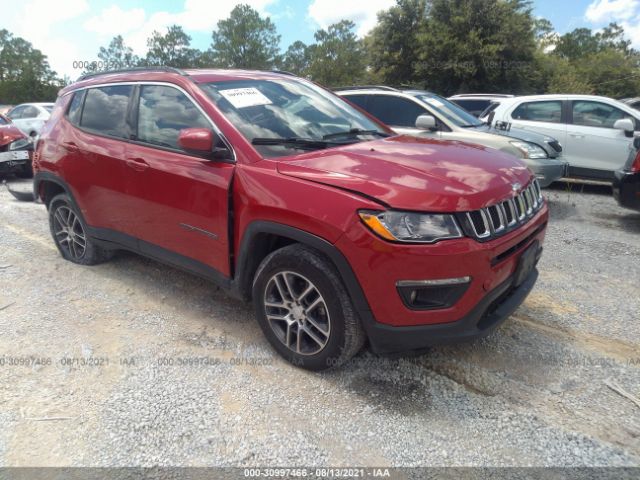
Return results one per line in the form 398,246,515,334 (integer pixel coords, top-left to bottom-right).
359,210,463,243
8,138,32,151
509,141,548,159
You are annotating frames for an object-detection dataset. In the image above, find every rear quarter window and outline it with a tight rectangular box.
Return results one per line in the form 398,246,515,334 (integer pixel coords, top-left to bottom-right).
80,85,133,138
66,91,85,126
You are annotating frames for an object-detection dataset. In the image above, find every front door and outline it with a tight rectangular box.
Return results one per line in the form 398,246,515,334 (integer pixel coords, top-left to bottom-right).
564,99,637,178
125,84,235,276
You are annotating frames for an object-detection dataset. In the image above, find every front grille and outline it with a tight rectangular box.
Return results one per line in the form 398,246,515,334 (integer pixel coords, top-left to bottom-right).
547,140,562,153
458,179,544,242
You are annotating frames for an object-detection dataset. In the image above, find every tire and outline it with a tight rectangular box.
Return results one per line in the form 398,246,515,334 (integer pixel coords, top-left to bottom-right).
252,244,365,371
48,193,113,265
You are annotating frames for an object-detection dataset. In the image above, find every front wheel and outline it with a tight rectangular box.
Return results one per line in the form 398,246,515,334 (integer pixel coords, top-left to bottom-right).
252,244,365,370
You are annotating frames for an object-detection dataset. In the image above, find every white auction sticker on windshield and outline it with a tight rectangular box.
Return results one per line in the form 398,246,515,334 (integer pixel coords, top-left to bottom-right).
219,88,272,108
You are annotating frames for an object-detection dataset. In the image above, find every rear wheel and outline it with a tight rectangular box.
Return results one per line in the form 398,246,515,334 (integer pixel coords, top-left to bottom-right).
253,244,365,370
48,193,113,265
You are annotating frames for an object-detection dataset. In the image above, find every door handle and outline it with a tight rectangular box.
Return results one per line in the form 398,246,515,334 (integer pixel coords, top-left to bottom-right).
126,157,149,171
62,141,79,152
568,133,585,139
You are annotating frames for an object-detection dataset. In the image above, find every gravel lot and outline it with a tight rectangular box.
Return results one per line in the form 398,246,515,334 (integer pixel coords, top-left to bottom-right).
0,179,639,467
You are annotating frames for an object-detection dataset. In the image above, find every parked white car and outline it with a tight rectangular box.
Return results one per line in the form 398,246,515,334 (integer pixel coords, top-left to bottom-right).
6,102,54,138
480,95,639,180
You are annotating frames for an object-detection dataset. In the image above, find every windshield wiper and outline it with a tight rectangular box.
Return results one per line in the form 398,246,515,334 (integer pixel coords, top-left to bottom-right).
251,137,337,150
322,128,390,140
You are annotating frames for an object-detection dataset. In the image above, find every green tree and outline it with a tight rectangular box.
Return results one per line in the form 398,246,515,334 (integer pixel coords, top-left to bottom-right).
307,20,366,87
97,35,140,70
365,0,428,86
145,25,201,68
0,29,60,103
414,0,537,95
554,23,633,61
576,49,640,98
281,40,311,76
210,4,281,69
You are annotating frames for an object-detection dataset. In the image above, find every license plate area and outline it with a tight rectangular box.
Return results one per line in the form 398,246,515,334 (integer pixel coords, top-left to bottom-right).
0,150,30,163
513,240,539,287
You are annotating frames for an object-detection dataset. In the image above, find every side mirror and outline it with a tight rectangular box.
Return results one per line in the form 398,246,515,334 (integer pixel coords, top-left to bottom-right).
178,128,232,160
416,114,437,131
614,118,635,136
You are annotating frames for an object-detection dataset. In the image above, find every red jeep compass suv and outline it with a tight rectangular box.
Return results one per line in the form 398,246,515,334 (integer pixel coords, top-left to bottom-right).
33,68,548,370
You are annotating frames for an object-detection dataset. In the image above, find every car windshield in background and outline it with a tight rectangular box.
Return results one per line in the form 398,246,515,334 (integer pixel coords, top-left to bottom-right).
201,79,387,158
414,93,484,128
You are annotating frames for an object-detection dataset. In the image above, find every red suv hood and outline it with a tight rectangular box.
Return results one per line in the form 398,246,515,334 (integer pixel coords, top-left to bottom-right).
277,136,532,212
0,124,26,147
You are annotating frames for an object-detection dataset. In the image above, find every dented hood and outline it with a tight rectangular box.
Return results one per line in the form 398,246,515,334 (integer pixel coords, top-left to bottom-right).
277,136,533,212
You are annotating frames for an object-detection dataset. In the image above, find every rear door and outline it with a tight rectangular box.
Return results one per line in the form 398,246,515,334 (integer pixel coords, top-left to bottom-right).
564,99,638,177
508,99,567,147
63,84,136,236
125,83,235,276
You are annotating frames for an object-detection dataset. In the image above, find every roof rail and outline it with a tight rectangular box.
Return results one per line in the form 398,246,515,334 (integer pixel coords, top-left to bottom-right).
77,66,188,82
333,85,400,92
270,69,299,77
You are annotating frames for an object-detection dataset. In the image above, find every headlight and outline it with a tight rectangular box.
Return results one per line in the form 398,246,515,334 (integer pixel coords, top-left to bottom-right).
509,141,548,159
358,210,463,243
8,138,32,151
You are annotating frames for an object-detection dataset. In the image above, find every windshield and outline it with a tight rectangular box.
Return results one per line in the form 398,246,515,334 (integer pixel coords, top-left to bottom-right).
413,93,483,127
201,78,387,158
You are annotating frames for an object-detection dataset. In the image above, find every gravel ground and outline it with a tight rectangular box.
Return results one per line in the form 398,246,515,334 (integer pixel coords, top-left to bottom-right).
0,178,639,468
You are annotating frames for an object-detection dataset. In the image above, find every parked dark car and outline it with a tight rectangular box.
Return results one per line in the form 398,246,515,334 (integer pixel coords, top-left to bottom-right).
613,136,640,211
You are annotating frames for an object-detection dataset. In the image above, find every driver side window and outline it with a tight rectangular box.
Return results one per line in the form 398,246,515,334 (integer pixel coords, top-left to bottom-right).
137,85,211,151
571,101,637,129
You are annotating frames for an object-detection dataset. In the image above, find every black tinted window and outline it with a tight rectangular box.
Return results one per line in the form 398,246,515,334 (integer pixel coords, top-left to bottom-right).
512,101,562,123
137,85,210,150
367,95,426,127
67,92,84,126
343,94,369,110
80,85,132,138
451,99,490,116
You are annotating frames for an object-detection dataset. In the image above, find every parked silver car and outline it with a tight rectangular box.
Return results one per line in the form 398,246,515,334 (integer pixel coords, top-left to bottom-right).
337,87,567,187
481,94,639,181
6,102,54,138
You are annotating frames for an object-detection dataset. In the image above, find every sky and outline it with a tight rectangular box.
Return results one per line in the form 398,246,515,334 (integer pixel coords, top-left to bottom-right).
0,0,638,79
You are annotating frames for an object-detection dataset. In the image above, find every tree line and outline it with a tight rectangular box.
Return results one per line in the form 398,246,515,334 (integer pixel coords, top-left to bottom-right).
1,0,639,105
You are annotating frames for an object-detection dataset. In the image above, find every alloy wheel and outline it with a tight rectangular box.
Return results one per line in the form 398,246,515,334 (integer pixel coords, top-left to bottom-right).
263,271,331,355
53,205,86,260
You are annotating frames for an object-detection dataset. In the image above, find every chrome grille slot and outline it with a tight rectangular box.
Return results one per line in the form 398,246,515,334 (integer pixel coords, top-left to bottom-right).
515,194,526,220
487,205,505,233
523,188,533,215
503,199,516,226
466,210,490,238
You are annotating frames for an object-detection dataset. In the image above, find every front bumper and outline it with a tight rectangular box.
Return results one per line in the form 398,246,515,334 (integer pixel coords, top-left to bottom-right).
613,169,640,211
526,158,568,188
366,267,538,354
0,149,32,174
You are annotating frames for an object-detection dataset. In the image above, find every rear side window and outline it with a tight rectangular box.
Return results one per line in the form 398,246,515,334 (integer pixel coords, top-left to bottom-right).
367,95,426,127
512,101,562,123
80,85,133,138
22,106,39,118
66,91,84,126
136,85,210,150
